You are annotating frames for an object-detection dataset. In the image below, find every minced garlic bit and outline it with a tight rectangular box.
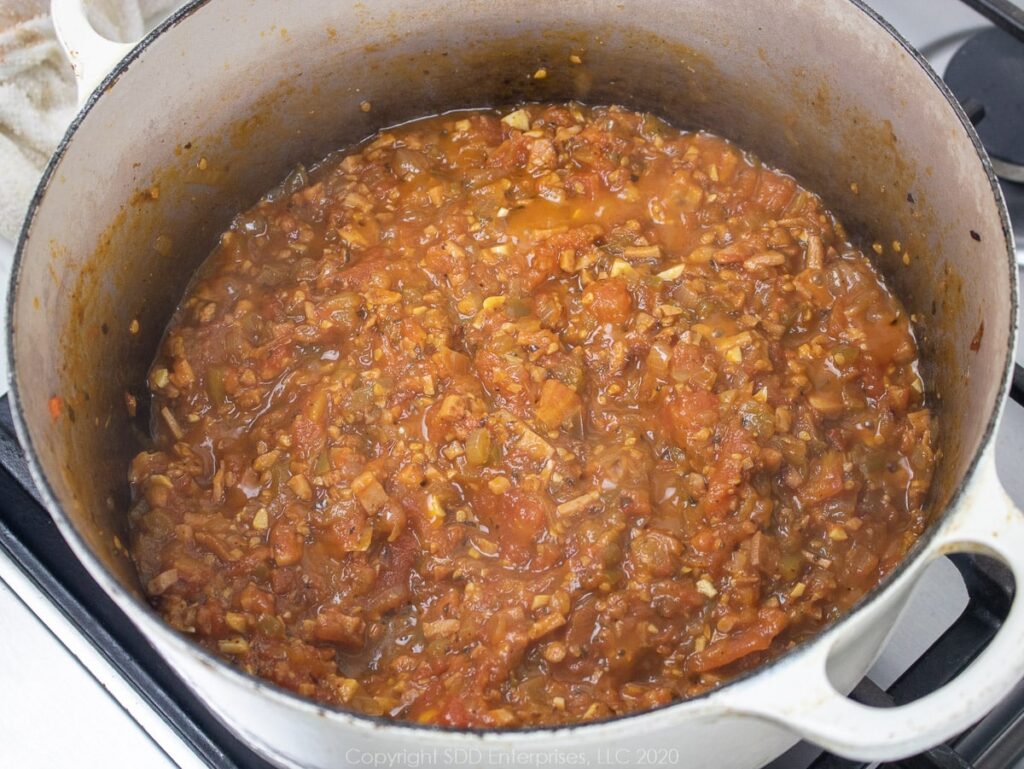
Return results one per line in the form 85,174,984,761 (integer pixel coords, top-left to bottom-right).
828,526,849,541
252,508,269,530
696,579,718,598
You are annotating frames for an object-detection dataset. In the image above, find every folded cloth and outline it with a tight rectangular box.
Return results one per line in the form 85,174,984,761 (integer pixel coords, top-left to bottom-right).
0,0,181,241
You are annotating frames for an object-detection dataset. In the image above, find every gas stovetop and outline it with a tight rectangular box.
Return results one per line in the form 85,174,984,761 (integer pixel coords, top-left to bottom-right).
2,1,1024,768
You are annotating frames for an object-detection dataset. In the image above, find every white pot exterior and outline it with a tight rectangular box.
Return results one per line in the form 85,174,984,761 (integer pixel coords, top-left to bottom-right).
10,0,1024,766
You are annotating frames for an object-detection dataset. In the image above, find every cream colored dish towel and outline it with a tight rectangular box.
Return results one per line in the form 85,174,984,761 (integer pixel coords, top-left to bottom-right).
0,0,182,241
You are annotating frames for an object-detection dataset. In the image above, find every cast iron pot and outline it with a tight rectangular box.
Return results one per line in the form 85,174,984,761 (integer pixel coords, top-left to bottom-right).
8,0,1024,766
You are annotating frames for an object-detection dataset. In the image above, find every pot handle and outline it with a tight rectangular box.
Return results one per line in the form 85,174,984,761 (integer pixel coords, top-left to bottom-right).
51,0,136,107
716,453,1024,761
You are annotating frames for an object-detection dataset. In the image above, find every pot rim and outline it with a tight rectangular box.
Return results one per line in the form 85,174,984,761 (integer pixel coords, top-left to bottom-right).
6,0,1018,741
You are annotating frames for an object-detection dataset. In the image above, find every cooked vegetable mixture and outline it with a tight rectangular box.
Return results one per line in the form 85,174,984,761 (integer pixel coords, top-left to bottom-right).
129,104,936,727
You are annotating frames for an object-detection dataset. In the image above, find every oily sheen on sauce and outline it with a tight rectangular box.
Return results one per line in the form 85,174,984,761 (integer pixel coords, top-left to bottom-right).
128,104,936,728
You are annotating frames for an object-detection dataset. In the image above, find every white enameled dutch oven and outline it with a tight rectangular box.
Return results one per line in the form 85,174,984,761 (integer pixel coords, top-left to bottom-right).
8,0,1024,766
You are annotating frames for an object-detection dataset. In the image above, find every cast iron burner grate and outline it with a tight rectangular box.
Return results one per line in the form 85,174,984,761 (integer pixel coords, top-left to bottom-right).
946,27,1024,183
945,0,1024,261
947,26,1024,262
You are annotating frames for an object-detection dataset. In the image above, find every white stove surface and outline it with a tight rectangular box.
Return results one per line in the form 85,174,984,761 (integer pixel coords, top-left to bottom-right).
0,1,1022,767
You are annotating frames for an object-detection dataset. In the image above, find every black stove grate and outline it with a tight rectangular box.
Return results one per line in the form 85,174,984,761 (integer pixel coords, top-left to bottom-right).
1,373,1023,769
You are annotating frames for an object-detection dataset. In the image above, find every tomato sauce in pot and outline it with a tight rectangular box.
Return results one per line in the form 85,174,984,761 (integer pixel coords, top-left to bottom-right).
128,103,936,727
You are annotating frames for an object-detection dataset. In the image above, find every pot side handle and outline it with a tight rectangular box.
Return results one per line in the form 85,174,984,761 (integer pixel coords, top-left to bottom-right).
717,454,1024,762
51,0,136,107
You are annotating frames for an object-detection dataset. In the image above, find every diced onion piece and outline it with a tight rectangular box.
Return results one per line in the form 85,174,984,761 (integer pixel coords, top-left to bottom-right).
352,471,388,514
695,579,718,598
218,637,250,655
465,428,492,466
517,426,555,461
556,490,600,517
147,569,178,595
621,245,661,261
488,476,511,495
657,263,685,281
161,406,184,440
609,258,637,278
528,611,567,640
423,618,460,639
501,109,531,131
333,677,360,703
252,507,270,532
426,494,446,525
